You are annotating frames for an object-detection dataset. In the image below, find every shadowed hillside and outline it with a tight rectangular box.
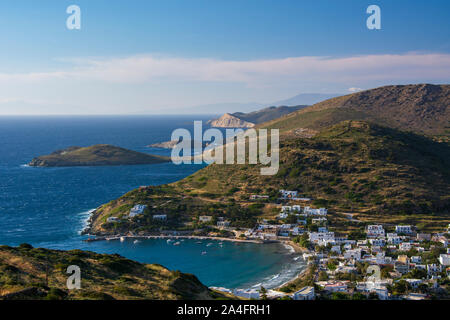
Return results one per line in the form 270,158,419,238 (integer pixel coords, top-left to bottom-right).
0,244,228,300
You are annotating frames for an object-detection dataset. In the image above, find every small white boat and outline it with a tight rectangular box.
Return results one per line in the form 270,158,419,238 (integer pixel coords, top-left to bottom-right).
206,243,213,247
167,239,173,244
196,241,202,244
201,251,207,255
133,240,140,244
173,241,181,246
120,236,125,242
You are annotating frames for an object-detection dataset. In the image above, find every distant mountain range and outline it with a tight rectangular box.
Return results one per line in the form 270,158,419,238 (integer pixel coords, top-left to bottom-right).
208,106,305,128
150,92,343,115
271,93,342,107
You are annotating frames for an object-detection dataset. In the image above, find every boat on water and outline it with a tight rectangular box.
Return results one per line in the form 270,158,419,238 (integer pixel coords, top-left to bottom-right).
167,239,173,244
206,243,213,247
196,241,202,244
173,241,181,246
201,251,207,255
120,236,125,242
133,240,140,244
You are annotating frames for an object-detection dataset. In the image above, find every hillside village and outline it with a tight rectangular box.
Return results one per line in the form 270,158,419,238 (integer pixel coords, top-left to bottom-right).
82,85,450,300
96,187,450,301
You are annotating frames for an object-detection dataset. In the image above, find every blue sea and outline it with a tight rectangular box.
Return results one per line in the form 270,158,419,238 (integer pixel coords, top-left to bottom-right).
0,116,305,289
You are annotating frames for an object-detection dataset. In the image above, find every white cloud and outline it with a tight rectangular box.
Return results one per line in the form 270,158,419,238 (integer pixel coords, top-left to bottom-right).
0,53,449,86
1,52,449,114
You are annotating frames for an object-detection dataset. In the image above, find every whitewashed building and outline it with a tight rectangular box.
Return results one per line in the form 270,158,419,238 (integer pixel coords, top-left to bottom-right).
439,254,450,266
129,204,147,218
309,232,335,245
396,225,414,235
279,190,298,199
366,225,385,238
199,215,212,223
292,286,315,300
399,242,412,251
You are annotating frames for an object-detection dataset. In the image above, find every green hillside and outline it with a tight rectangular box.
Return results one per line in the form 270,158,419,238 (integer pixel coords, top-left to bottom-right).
262,84,450,137
87,120,450,236
0,244,227,300
28,144,170,167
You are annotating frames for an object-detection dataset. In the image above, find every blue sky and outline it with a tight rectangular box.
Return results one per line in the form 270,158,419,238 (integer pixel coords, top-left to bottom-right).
0,0,449,114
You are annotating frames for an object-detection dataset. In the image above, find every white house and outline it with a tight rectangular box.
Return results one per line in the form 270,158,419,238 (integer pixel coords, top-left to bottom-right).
411,256,422,264
304,207,327,216
312,217,327,224
107,217,119,223
388,235,402,245
279,190,298,199
399,242,412,251
292,227,305,236
292,286,315,300
405,279,423,289
427,264,441,276
331,245,341,254
316,281,348,293
344,249,362,260
129,204,147,218
369,238,386,247
366,225,385,238
356,280,390,300
395,225,414,235
217,220,231,228
152,214,167,221
416,233,431,242
309,232,335,244
439,254,450,266
278,212,289,219
250,195,269,200
233,289,260,299
199,215,212,223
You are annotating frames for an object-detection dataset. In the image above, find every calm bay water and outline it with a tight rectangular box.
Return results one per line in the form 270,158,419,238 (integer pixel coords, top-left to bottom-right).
0,116,305,289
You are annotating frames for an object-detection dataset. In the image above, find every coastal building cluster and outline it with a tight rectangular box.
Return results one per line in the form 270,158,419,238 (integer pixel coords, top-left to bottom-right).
106,189,450,300
219,190,450,300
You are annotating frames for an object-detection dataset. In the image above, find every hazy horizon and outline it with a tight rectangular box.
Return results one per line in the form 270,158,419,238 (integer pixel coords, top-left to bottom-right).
0,0,449,115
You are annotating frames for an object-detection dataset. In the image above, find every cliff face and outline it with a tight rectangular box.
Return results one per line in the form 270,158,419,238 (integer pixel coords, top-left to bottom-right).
208,113,255,128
